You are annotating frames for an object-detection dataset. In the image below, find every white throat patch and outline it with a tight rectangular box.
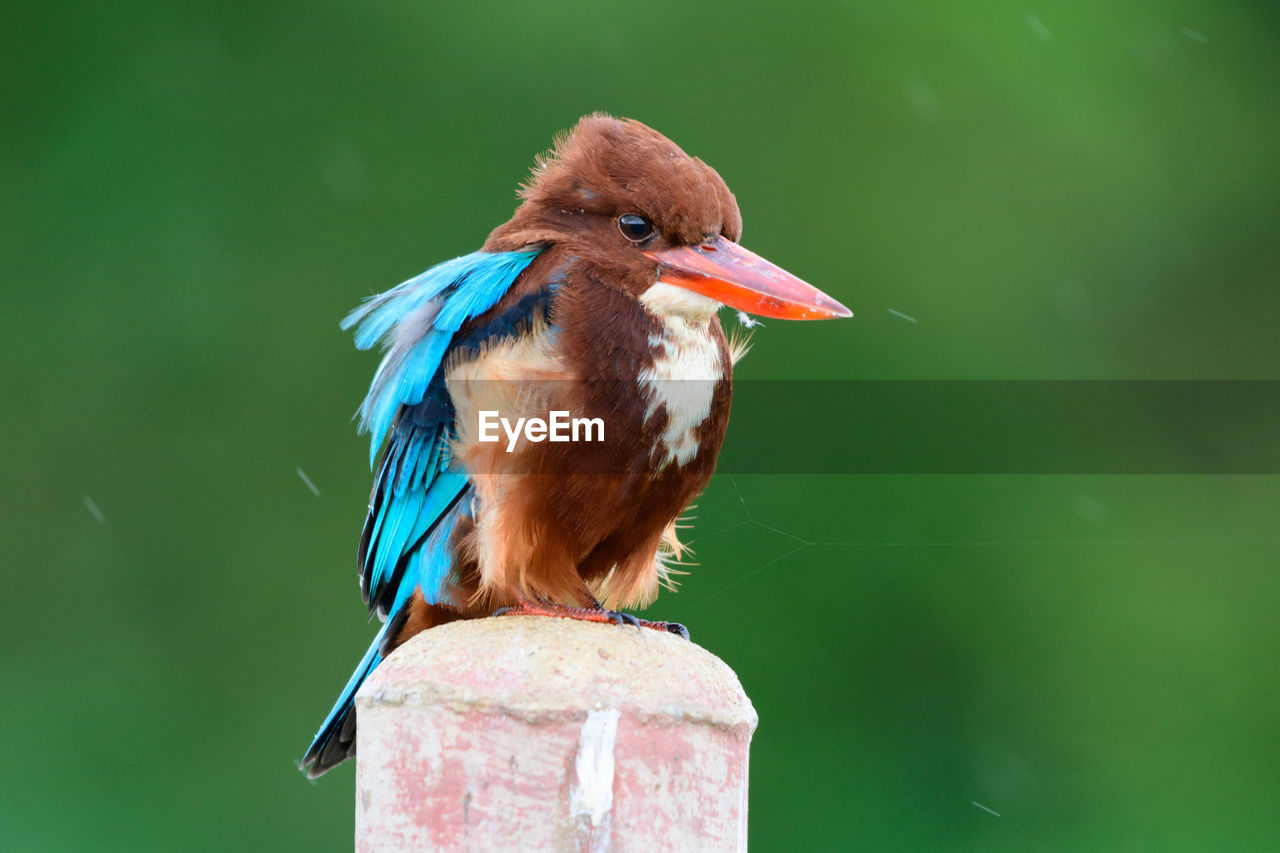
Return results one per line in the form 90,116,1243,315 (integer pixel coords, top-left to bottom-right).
639,281,722,323
638,310,724,470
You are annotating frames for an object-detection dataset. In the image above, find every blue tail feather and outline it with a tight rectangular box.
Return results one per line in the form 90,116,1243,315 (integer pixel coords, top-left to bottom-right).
307,249,537,778
300,613,392,779
302,495,469,778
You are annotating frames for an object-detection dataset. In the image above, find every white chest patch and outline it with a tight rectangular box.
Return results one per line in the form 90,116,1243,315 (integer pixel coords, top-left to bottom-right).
638,314,724,470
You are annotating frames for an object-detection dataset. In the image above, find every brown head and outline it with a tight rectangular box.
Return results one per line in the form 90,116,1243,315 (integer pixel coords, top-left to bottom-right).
485,114,849,322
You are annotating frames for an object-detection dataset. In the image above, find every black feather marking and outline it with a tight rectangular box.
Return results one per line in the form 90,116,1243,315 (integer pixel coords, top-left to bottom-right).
450,288,555,360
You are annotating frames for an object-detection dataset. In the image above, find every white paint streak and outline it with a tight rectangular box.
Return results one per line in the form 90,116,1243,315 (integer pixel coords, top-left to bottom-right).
887,307,918,324
570,708,621,836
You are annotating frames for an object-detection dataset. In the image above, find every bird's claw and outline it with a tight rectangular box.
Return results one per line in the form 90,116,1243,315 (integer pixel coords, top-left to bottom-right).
609,612,691,641
662,621,691,641
606,610,642,629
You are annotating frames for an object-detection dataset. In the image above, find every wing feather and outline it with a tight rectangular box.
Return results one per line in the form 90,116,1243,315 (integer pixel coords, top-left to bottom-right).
342,250,541,615
342,250,540,462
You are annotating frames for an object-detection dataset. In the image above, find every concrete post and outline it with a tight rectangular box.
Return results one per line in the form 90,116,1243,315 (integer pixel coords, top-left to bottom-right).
354,615,757,852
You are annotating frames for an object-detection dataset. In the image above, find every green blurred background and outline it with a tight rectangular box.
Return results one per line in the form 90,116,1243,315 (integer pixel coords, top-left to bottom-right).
4,0,1279,849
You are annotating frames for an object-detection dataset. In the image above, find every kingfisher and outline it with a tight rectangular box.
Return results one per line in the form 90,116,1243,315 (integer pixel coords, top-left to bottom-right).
302,114,849,777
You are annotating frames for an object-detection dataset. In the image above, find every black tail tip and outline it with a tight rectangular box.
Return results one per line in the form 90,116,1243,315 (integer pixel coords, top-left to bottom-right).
299,712,359,779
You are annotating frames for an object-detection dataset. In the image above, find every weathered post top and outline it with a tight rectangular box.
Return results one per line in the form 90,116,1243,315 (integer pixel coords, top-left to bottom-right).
355,615,757,852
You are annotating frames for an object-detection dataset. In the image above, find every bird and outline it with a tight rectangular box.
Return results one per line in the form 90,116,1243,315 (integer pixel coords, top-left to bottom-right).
301,114,850,778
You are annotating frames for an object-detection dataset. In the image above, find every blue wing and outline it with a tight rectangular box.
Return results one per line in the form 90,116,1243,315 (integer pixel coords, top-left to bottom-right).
301,249,539,777
343,249,538,615
344,249,541,464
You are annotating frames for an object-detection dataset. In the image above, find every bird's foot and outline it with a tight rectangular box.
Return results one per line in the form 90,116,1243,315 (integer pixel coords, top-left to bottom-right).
596,608,691,641
492,600,621,627
493,600,690,640
619,615,690,641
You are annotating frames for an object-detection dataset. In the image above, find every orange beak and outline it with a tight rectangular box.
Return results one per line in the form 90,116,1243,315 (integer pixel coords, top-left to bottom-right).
644,236,851,320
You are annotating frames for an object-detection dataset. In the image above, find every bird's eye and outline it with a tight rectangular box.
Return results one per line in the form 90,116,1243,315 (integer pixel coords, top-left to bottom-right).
618,213,655,243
